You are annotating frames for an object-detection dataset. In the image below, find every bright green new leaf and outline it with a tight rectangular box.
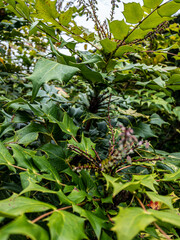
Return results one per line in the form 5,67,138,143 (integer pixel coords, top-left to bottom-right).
0,193,55,218
112,207,155,240
47,211,87,240
109,20,129,40
162,168,180,181
59,7,76,27
150,113,168,127
58,113,79,138
115,46,136,57
0,215,49,240
0,141,15,171
35,0,59,24
146,191,174,209
143,0,163,9
123,3,144,24
69,133,96,158
100,38,117,54
133,175,158,192
158,1,180,17
149,209,180,227
103,173,140,197
140,11,170,30
27,58,79,101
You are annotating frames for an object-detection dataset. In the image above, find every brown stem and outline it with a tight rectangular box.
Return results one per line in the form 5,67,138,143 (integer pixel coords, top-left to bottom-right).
116,165,131,173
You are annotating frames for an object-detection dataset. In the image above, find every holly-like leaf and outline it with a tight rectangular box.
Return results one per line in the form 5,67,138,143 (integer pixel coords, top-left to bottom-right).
140,11,170,30
35,0,59,24
100,38,117,54
69,133,96,158
27,58,79,101
143,0,163,9
59,113,79,138
150,113,168,127
149,209,180,227
115,46,136,57
0,193,55,218
123,3,144,24
0,141,15,171
109,20,129,40
40,143,69,171
146,191,174,209
133,122,157,138
158,1,180,17
162,168,180,182
112,207,155,240
0,215,49,240
47,211,87,240
73,205,106,239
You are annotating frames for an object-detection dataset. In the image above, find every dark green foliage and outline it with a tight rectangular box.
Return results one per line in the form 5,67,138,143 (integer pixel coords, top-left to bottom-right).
0,0,180,239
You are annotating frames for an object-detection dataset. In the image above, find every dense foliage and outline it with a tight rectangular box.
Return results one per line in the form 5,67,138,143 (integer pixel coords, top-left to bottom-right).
0,0,180,239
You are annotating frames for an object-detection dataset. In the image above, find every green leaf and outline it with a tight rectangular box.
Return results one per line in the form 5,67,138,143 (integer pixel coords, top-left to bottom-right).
40,143,69,171
0,193,55,218
67,189,87,204
0,141,15,171
15,122,49,146
150,113,168,127
73,205,106,239
167,74,180,91
149,209,180,227
126,28,149,42
8,0,30,20
123,3,144,24
35,0,59,23
158,1,180,17
112,207,155,240
153,77,166,88
69,133,96,158
143,0,163,9
59,7,75,27
27,58,79,101
59,113,79,138
133,122,157,138
162,168,180,181
0,215,49,240
32,155,62,185
133,175,158,192
47,211,87,240
103,173,140,197
173,107,180,120
100,38,117,54
146,191,174,209
10,144,37,171
115,46,136,57
140,11,170,30
109,20,129,40
174,0,180,2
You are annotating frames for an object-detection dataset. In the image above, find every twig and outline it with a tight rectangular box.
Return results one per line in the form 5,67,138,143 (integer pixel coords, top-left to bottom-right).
116,165,131,173
133,158,162,162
